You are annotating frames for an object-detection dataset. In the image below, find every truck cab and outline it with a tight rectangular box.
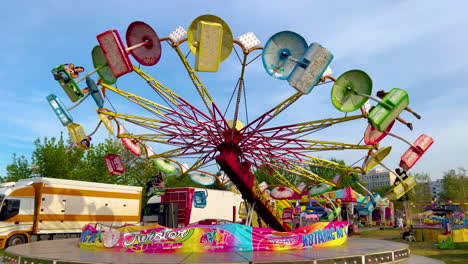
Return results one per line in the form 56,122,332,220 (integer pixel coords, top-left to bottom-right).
0,181,36,248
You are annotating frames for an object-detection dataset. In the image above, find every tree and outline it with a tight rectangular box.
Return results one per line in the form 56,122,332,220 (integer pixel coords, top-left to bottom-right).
86,137,159,186
165,173,203,188
76,138,126,184
337,173,367,195
406,172,432,202
373,185,394,196
5,154,32,181
31,133,84,180
254,165,276,185
440,168,468,201
253,161,301,186
12,132,158,189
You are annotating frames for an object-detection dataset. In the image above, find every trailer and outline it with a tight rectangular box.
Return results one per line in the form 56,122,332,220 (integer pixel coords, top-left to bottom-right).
142,187,243,227
0,177,142,248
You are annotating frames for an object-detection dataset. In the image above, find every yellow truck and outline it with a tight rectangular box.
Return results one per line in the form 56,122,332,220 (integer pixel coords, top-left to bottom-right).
0,177,142,248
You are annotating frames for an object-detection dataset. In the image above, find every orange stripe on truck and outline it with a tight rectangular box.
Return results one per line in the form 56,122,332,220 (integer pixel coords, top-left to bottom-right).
4,215,35,223
42,187,141,199
9,187,35,197
4,214,139,223
39,214,140,222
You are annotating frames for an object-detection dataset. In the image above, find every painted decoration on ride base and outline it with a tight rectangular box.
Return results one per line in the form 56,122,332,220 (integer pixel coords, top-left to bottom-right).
79,222,348,253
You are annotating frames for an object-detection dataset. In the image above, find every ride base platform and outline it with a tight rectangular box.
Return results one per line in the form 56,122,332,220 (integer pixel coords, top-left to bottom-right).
4,237,443,264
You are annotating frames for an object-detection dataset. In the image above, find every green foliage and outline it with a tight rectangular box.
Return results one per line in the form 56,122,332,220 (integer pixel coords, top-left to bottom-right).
6,131,236,199
388,172,432,206
6,132,159,191
337,173,367,195
440,167,468,201
255,168,272,185
253,165,277,185
5,154,32,181
406,172,432,202
306,160,342,183
373,185,394,196
252,162,299,186
114,139,159,187
165,173,203,188
31,133,83,179
77,139,117,183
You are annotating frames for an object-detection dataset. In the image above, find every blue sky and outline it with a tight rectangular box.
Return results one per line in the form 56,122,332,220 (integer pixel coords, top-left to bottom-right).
1,0,467,181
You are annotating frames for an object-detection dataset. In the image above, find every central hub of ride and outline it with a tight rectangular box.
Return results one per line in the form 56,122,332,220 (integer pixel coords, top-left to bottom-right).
216,128,289,231
218,126,244,153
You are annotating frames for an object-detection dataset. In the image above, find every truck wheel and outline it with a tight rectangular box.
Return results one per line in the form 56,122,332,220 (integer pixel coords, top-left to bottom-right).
6,234,26,247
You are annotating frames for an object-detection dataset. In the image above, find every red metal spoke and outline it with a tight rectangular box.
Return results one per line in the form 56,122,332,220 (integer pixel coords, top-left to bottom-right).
133,65,216,124
239,114,364,149
249,138,372,152
211,103,232,136
102,82,225,144
97,109,209,143
242,133,373,158
244,148,300,165
149,146,216,159
185,153,217,174
238,92,303,144
124,117,221,145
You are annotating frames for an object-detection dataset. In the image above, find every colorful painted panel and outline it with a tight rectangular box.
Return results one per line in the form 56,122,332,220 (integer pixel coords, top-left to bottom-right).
329,187,357,202
79,222,348,253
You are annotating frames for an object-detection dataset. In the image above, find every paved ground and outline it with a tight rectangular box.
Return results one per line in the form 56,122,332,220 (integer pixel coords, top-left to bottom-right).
408,254,445,264
0,255,444,264
4,237,412,263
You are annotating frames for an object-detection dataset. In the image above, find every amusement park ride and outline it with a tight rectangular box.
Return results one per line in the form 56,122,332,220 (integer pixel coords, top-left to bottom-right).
46,15,433,233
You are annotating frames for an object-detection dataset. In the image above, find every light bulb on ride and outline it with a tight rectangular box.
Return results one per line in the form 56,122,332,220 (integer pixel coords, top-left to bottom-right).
238,32,260,50
169,26,187,43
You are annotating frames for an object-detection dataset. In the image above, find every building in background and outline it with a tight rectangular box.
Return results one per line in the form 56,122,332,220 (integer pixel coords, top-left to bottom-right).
361,168,397,191
431,179,444,199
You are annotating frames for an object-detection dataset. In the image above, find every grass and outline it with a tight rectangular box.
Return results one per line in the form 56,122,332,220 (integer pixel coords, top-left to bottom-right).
357,228,468,264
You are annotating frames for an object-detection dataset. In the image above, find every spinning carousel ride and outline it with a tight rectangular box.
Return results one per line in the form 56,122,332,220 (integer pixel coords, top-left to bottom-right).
0,13,443,264
45,15,433,233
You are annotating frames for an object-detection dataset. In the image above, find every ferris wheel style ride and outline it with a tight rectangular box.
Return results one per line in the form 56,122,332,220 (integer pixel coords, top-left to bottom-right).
47,15,433,231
